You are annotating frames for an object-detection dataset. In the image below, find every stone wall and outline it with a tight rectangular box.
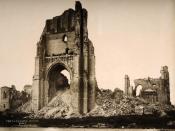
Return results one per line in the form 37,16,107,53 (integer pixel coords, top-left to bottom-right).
125,66,171,105
0,87,10,111
24,85,32,97
0,85,31,111
32,1,96,114
124,75,133,97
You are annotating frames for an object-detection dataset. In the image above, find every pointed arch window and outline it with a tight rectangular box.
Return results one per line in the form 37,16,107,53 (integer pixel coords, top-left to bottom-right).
3,91,7,99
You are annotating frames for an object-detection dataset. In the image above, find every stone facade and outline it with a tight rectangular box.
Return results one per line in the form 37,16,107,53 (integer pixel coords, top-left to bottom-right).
24,85,32,96
124,75,133,97
0,85,32,111
0,86,10,111
113,88,124,102
32,1,96,114
125,66,171,105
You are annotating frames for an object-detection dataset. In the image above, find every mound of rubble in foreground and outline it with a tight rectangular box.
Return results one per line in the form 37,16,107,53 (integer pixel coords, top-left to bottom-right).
16,100,32,113
29,89,81,119
87,89,146,117
88,88,175,117
28,88,174,119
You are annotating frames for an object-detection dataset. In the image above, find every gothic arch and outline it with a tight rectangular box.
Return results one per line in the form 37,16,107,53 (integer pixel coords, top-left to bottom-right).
32,2,96,113
46,61,73,81
135,85,143,97
45,62,73,102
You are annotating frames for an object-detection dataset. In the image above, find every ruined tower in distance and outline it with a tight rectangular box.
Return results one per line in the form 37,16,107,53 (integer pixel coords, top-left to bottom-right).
32,1,96,114
125,66,171,105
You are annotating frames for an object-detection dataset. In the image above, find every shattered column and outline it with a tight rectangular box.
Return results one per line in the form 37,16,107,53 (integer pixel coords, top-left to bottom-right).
125,75,130,96
75,1,96,114
125,75,133,97
160,66,171,105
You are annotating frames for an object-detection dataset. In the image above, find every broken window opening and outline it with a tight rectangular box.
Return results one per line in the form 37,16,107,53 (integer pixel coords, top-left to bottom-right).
136,85,143,96
3,91,7,99
65,48,69,54
63,35,68,42
61,69,70,84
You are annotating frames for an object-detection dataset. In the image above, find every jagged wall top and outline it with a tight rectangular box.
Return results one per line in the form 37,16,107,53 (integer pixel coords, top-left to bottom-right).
45,1,87,34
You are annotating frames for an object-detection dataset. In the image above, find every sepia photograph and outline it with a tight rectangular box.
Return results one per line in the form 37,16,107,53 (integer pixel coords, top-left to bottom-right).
0,0,175,130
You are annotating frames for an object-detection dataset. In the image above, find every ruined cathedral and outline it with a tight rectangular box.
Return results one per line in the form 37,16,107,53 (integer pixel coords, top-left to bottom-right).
30,1,172,117
32,1,96,114
125,66,171,105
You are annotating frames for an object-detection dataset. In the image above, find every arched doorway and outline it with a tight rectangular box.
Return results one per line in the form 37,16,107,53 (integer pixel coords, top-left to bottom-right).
136,85,143,97
47,63,71,102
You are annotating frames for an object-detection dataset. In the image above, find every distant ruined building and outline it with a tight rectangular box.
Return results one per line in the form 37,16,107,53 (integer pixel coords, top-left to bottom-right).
32,1,96,114
0,85,31,111
24,85,32,97
125,66,171,105
0,86,11,111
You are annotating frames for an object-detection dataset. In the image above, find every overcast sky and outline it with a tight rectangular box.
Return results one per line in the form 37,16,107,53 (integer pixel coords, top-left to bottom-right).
0,0,175,104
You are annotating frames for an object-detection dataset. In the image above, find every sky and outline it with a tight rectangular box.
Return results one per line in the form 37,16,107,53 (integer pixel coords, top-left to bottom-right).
0,0,175,104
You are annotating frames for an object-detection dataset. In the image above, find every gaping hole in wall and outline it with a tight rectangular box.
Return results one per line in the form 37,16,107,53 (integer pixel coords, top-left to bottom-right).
60,69,70,84
3,91,7,99
136,85,143,97
65,48,69,54
63,35,68,42
48,64,70,102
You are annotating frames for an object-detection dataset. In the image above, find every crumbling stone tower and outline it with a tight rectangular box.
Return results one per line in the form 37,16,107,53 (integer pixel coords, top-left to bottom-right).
32,1,96,114
0,87,10,111
125,66,171,105
124,75,133,97
160,66,170,105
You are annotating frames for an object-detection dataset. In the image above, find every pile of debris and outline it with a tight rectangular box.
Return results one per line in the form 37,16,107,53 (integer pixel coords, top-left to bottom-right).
31,89,80,119
88,88,175,117
26,87,174,119
88,88,148,116
16,100,32,113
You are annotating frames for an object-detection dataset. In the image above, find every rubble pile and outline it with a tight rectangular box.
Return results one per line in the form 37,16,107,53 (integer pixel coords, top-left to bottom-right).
89,88,175,117
143,103,175,116
16,100,32,113
87,89,115,116
35,98,70,119
88,88,148,116
92,89,119,116
32,89,80,119
117,96,149,115
28,88,174,119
